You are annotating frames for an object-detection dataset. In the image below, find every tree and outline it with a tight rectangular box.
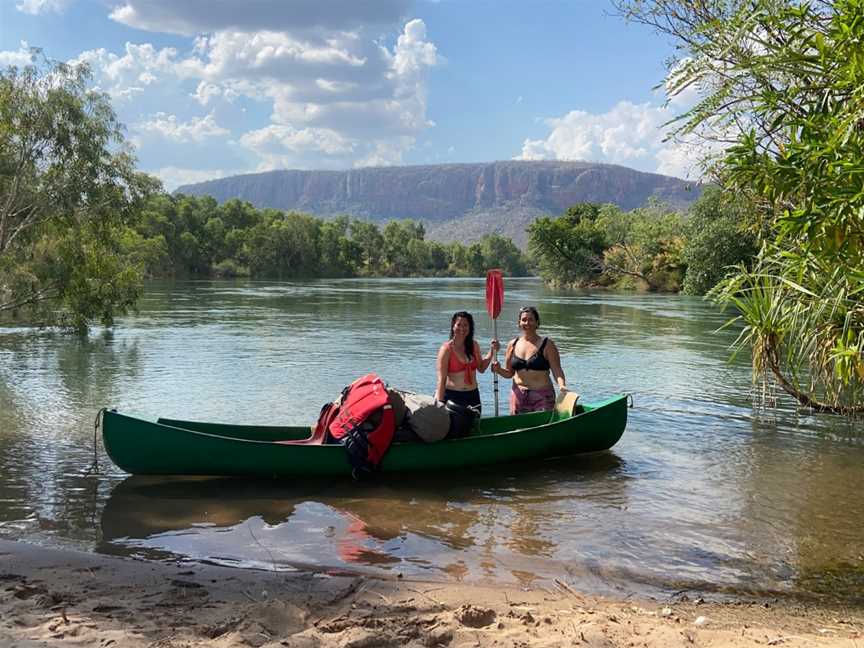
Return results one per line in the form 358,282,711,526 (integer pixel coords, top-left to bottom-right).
478,234,529,276
349,220,385,275
382,220,425,275
681,187,758,295
528,201,684,290
0,54,157,331
597,201,686,291
527,203,610,286
615,0,864,414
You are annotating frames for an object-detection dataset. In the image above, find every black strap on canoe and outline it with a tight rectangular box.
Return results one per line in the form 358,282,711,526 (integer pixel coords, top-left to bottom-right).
83,408,106,476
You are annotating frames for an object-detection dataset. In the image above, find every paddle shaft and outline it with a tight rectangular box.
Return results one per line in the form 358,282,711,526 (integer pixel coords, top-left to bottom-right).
492,317,499,416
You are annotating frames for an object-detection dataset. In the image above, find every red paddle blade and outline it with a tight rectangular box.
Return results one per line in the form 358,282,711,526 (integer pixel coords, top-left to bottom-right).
485,269,504,319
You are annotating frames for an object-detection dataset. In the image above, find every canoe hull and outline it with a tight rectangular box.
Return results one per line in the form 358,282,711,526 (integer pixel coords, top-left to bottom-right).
101,395,628,478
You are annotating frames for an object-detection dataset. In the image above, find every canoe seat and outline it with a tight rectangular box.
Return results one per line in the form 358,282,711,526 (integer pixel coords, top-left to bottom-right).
548,391,580,423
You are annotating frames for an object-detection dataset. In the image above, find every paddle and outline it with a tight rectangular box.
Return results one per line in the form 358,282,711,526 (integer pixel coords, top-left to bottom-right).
485,269,504,416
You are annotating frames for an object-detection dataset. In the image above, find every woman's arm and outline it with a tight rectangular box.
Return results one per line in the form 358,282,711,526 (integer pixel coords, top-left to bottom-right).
545,339,567,391
435,342,450,402
492,339,516,379
475,339,499,373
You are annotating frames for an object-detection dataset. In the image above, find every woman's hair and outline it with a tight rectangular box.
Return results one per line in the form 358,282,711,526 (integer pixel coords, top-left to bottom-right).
449,311,475,359
518,305,541,326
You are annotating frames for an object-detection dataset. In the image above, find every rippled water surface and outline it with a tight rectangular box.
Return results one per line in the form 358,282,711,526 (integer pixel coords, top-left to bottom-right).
1,278,862,601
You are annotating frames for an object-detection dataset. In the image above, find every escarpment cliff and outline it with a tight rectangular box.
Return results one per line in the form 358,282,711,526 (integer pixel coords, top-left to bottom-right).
177,161,701,245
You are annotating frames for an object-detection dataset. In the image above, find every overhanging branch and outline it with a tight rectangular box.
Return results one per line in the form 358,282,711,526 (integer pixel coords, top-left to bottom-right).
765,338,864,415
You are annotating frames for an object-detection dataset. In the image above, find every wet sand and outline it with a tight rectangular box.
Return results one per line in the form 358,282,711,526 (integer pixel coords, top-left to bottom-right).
0,538,861,647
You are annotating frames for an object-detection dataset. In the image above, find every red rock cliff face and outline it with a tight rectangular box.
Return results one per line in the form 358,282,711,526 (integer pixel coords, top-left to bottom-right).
177,161,701,240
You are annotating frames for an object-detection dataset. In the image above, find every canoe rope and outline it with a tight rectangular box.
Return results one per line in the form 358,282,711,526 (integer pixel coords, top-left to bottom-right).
83,408,106,476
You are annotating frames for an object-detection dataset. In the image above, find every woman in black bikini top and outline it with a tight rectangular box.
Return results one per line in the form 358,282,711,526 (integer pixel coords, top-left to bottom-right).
492,306,567,415
510,337,551,372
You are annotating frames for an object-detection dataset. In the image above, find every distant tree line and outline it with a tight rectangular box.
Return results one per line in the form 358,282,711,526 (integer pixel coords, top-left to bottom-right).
528,189,758,295
125,193,529,280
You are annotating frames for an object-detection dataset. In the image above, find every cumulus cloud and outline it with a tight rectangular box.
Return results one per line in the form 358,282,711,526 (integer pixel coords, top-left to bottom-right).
0,43,35,67
518,100,707,180
15,0,69,15
391,18,438,77
108,0,412,35
174,17,439,165
516,51,721,182
136,112,230,143
240,125,354,156
514,52,724,180
69,43,180,101
11,2,440,177
520,101,665,164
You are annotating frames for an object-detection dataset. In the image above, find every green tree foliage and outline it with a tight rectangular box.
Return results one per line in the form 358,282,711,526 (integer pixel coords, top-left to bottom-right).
0,55,157,330
132,194,532,280
681,187,758,295
616,0,864,414
527,203,609,286
528,201,686,290
600,200,686,291
478,234,528,276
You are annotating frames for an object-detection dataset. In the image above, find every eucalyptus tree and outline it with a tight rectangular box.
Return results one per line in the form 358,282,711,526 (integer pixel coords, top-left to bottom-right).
0,55,157,331
614,0,864,414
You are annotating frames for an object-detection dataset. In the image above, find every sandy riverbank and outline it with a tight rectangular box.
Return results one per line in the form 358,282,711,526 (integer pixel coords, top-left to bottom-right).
0,539,861,647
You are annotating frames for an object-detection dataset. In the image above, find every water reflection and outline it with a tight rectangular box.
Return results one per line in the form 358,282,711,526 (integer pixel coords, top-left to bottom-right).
99,452,628,584
0,329,142,548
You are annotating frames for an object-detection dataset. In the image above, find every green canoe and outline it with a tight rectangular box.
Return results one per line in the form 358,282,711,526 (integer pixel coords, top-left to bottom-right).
100,394,628,478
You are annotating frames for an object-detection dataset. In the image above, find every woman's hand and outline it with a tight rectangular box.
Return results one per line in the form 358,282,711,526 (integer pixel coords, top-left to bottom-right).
490,339,500,354
491,360,501,373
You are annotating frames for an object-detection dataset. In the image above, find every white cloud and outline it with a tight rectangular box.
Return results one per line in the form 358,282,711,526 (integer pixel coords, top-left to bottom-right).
170,17,438,168
148,166,243,192
391,19,439,77
70,43,180,101
519,101,666,164
515,53,722,180
43,5,440,178
241,125,354,156
136,112,230,143
353,137,415,168
518,97,710,180
191,81,225,105
15,0,69,15
108,0,412,35
0,43,35,67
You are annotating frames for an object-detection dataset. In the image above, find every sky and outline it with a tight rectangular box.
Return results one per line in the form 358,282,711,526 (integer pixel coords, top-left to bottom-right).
0,0,701,191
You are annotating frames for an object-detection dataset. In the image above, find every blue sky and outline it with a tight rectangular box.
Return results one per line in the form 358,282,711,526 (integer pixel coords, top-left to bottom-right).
1,0,700,190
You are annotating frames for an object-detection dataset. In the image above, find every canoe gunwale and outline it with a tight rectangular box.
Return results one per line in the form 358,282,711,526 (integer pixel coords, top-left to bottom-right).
151,394,624,445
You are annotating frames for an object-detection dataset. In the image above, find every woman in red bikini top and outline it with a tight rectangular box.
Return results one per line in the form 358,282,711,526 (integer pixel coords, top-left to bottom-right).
435,311,499,414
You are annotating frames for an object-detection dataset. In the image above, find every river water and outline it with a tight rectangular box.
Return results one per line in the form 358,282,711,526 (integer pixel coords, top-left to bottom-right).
0,278,862,602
